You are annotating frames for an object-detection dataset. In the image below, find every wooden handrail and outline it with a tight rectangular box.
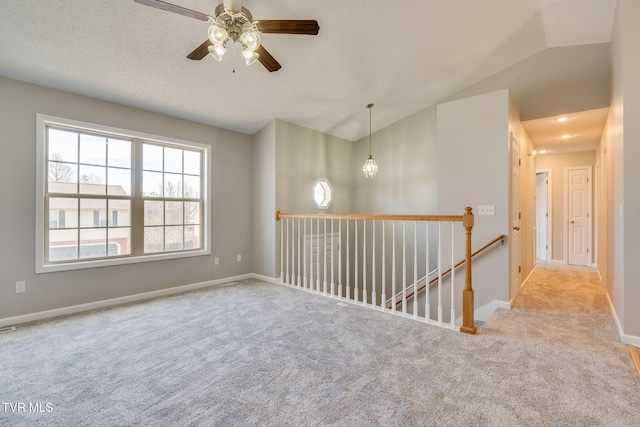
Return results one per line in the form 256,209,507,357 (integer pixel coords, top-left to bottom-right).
276,211,464,223
393,234,506,307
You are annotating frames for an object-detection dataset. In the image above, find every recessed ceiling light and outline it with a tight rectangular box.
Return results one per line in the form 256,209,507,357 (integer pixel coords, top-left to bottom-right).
556,116,570,122
560,134,571,139
539,149,548,154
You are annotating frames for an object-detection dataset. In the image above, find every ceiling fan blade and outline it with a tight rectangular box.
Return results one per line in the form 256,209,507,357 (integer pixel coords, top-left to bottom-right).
187,40,213,60
133,0,212,21
256,20,320,35
256,45,282,72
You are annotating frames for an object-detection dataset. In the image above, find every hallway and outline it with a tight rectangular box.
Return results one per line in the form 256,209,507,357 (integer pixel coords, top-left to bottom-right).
479,263,640,423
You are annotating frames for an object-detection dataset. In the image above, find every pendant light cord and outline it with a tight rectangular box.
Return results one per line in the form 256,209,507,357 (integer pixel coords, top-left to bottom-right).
368,103,374,156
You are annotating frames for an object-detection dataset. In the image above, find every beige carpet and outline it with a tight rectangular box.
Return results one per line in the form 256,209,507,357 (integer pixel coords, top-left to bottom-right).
0,263,639,426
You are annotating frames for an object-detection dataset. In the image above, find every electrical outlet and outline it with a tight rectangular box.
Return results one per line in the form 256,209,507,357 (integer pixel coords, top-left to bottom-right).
478,205,495,216
15,281,26,294
236,254,242,262
214,257,220,265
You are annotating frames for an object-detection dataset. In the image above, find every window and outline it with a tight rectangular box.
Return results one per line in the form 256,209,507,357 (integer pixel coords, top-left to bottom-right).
36,114,210,273
312,179,333,209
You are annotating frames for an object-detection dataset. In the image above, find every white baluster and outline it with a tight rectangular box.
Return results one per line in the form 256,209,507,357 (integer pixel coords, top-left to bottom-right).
354,220,359,303
402,221,407,316
413,221,418,319
363,220,367,305
309,220,314,292
291,218,295,286
338,220,343,299
298,218,301,288
286,218,290,285
303,219,308,290
372,220,376,308
392,221,396,312
280,216,284,284
346,220,350,301
323,218,328,295
425,221,430,322
316,218,321,293
381,221,386,310
450,222,456,329
438,222,443,325
331,219,335,297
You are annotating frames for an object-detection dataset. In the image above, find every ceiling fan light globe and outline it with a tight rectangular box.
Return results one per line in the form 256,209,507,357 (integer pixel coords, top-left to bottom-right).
207,44,226,61
243,49,260,65
208,24,228,45
240,30,261,51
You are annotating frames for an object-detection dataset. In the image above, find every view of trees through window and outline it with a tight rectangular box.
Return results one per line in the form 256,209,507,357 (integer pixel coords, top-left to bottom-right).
45,125,203,264
142,143,202,253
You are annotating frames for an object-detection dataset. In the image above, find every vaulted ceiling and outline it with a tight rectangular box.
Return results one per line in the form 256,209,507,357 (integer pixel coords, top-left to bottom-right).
0,0,617,142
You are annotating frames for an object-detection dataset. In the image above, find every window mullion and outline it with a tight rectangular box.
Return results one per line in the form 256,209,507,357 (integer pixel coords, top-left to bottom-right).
132,139,145,256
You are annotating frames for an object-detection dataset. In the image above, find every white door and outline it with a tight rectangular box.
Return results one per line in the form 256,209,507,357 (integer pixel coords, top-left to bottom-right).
536,173,548,261
567,167,591,266
511,136,521,292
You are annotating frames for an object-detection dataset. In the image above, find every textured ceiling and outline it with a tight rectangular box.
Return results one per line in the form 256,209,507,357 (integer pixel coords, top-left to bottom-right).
0,0,617,141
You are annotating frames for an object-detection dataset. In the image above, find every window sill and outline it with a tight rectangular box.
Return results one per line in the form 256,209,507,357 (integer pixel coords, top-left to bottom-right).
36,248,211,274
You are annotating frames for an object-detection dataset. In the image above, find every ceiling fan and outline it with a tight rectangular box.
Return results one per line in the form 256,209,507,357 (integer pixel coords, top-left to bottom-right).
134,0,320,72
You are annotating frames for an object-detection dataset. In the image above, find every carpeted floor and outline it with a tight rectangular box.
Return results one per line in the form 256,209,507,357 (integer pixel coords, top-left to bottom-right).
1,264,639,426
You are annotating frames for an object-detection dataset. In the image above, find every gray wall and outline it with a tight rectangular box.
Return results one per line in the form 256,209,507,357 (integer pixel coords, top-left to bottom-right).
599,0,640,338
251,121,277,278
0,76,253,318
437,89,511,305
620,0,640,339
275,120,353,215
352,106,438,214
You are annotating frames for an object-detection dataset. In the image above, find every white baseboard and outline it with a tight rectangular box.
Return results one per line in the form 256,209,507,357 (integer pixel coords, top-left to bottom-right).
251,273,280,284
473,299,511,322
0,273,264,328
498,300,511,310
605,291,640,346
550,259,566,265
521,265,538,290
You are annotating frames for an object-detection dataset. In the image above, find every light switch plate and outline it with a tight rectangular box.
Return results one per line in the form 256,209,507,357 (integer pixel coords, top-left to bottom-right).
478,205,495,216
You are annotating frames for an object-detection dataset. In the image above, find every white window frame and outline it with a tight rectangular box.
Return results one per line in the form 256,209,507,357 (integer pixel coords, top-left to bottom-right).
36,114,211,273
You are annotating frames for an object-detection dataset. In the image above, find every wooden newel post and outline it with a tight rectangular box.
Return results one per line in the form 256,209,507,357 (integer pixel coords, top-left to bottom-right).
460,206,477,335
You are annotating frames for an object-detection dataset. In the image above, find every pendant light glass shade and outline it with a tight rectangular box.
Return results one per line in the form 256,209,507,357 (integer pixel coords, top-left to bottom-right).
362,155,378,178
362,103,378,178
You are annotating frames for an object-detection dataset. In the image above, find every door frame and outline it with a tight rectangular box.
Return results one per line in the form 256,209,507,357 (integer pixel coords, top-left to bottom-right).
563,165,592,266
509,133,521,299
535,169,552,263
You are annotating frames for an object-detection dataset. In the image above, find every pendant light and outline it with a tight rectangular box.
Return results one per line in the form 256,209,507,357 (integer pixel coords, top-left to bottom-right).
362,103,378,178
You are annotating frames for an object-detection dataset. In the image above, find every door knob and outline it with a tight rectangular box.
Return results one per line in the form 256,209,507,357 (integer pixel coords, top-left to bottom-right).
570,220,575,224
513,226,520,231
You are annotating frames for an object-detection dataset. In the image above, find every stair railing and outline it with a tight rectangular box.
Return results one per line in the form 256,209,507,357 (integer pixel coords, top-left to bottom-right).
275,207,477,334
388,234,506,308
